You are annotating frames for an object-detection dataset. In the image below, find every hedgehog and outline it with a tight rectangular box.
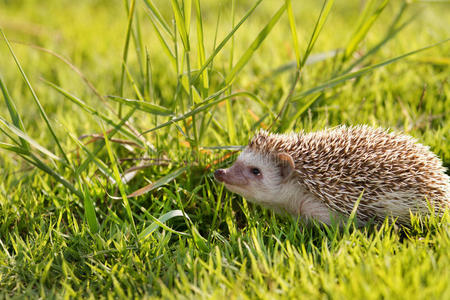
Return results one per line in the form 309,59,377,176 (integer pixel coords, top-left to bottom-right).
214,125,450,226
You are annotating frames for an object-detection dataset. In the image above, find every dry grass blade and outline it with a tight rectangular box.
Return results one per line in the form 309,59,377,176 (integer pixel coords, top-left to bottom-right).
78,133,143,149
128,166,188,198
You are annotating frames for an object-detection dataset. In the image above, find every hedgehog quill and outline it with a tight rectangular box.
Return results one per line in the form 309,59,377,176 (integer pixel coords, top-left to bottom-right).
214,126,450,226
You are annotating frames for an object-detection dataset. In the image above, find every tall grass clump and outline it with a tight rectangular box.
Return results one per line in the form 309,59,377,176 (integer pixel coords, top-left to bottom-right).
0,0,449,298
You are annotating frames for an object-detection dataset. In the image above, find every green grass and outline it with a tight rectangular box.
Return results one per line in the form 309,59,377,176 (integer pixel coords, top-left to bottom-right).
0,0,449,298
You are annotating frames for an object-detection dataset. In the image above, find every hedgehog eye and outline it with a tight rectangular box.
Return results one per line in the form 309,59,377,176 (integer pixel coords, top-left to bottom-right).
250,167,261,176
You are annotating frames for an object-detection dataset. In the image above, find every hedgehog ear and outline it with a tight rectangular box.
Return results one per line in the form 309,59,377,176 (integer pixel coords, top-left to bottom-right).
278,152,294,179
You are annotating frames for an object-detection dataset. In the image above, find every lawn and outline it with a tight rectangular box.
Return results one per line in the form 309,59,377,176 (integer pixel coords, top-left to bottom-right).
0,0,449,298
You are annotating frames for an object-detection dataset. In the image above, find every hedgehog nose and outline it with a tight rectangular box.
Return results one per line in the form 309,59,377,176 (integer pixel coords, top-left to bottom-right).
214,169,226,182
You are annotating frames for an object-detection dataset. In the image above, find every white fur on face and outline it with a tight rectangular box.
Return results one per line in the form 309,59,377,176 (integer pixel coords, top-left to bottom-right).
225,149,286,205
223,148,335,224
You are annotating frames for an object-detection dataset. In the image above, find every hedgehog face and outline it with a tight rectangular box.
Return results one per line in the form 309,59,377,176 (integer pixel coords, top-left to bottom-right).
214,148,295,205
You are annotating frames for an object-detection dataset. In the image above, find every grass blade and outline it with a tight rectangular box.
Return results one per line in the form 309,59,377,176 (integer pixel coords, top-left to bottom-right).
119,0,136,105
276,0,334,130
132,8,146,85
0,116,61,161
0,75,30,150
191,0,264,83
75,107,138,176
225,0,237,144
141,91,259,135
0,141,29,155
344,191,363,234
65,130,115,181
286,0,301,68
171,0,190,51
139,210,189,240
283,94,321,131
43,79,144,147
184,0,192,37
20,152,83,199
224,4,286,85
343,0,389,61
128,166,188,198
292,39,450,102
142,0,173,38
146,14,176,69
101,120,137,239
194,0,209,94
107,95,172,115
1,29,69,163
301,0,334,66
343,3,411,74
81,177,100,233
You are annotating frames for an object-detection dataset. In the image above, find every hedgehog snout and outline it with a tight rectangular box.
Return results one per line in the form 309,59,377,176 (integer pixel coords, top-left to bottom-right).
214,164,249,186
214,169,226,182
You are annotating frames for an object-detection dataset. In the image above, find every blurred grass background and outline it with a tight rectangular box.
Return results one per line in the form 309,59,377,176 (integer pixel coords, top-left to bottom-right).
0,0,449,298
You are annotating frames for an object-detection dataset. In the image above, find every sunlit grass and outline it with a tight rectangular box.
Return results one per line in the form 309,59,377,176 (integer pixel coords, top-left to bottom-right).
0,0,449,298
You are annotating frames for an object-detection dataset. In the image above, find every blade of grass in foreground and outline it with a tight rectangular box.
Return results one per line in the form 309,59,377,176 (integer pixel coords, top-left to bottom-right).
101,120,137,239
0,116,61,161
13,41,110,108
0,75,30,150
344,191,363,234
292,39,450,102
1,30,69,164
80,176,100,233
0,77,81,199
127,166,188,198
343,2,411,74
146,13,176,69
173,182,209,252
19,152,83,199
139,210,190,241
0,141,29,155
65,130,115,181
283,94,321,131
